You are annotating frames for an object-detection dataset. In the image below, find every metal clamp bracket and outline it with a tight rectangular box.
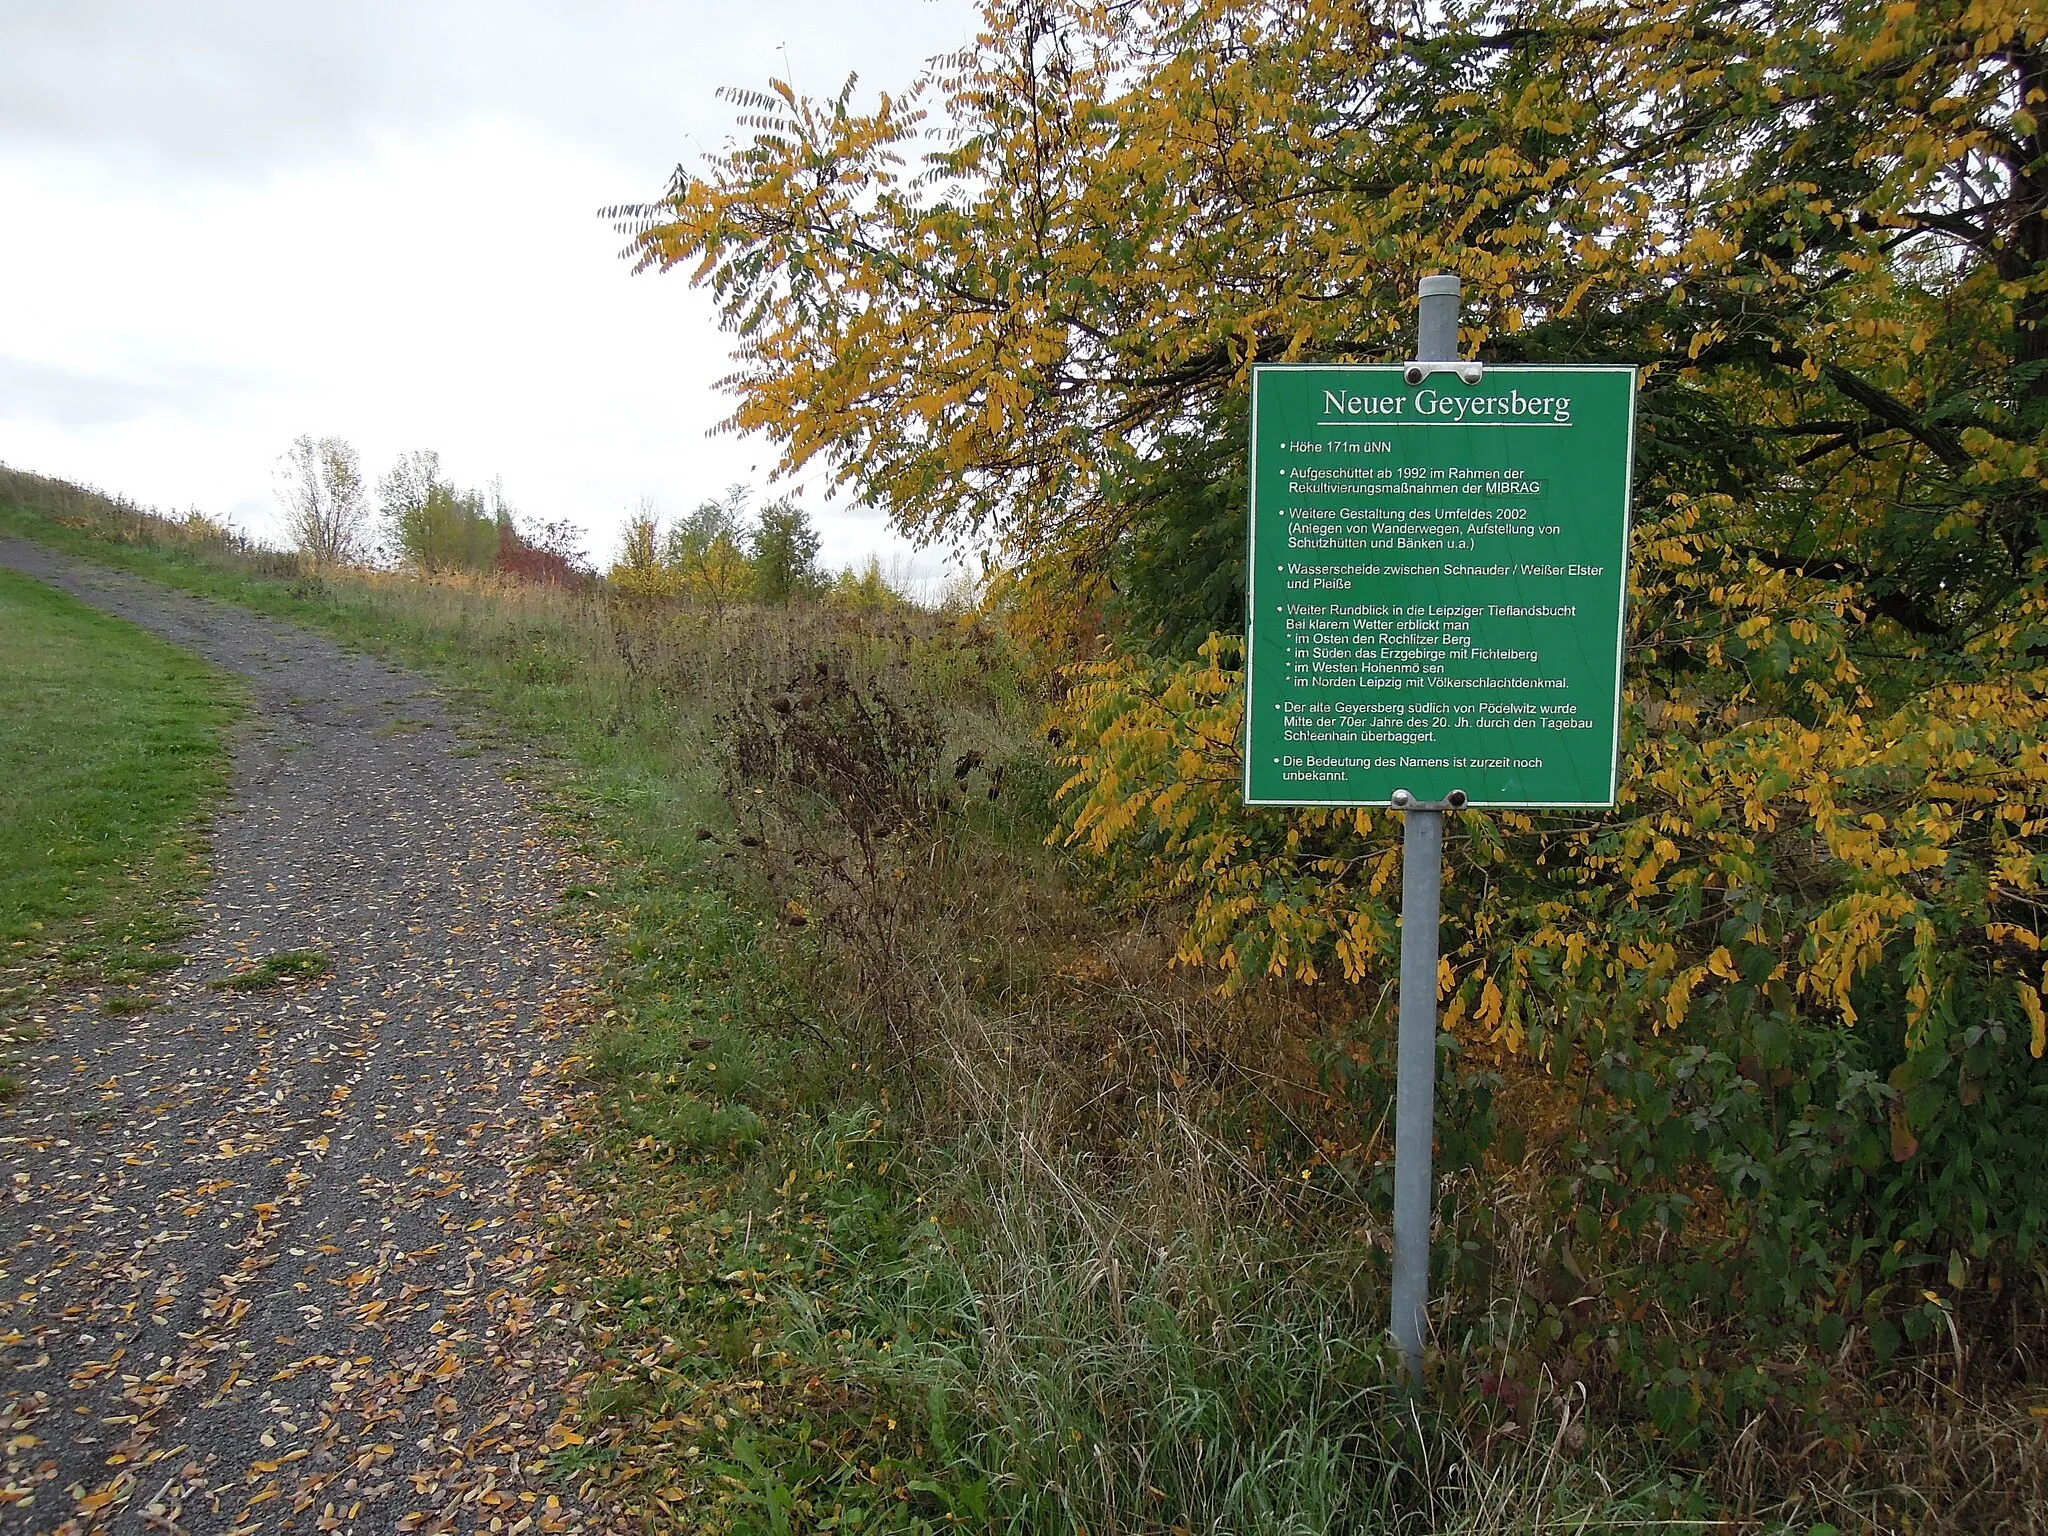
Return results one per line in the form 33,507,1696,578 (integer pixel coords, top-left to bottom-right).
1390,787,1468,811
1401,360,1485,387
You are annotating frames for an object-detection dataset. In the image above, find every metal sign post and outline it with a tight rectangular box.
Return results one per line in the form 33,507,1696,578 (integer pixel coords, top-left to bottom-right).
1389,273,1463,1385
1242,275,1637,1386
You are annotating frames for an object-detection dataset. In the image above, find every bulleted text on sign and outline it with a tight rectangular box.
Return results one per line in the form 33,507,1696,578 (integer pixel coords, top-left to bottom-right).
1244,364,1637,808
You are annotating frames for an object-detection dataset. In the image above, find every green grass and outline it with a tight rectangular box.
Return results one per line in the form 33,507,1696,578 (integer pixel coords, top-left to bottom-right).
0,471,1724,1532
211,948,332,991
13,468,1967,1532
0,565,243,1082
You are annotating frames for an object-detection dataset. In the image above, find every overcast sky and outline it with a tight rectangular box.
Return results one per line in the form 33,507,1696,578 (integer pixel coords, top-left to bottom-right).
0,0,976,581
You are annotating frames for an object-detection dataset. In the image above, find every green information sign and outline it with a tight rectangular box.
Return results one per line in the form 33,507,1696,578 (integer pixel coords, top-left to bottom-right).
1245,364,1637,808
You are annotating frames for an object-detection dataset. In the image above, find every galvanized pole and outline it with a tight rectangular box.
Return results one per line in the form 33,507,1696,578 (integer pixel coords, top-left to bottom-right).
1389,272,1464,1386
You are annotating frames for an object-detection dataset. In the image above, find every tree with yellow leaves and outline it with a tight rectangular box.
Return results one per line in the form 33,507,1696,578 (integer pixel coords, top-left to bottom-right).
621,0,2048,1428
607,488,757,611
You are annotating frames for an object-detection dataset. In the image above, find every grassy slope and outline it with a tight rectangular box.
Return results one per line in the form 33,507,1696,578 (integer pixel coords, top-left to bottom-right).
0,492,1039,1525
0,565,243,1085
0,481,1734,1533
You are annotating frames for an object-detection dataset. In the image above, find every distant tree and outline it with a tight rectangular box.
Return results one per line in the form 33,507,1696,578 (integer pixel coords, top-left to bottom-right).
670,486,755,613
274,435,368,570
666,484,749,564
376,449,442,561
411,486,497,572
612,498,667,587
827,554,911,612
750,497,822,602
484,476,518,548
606,485,786,610
379,451,498,573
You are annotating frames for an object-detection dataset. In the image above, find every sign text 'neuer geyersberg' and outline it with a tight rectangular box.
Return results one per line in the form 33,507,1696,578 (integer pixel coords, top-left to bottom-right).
1244,365,1637,807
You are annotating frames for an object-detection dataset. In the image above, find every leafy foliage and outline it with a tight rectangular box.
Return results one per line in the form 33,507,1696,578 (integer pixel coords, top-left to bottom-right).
497,515,591,585
622,0,2048,595
609,488,831,607
1104,396,1249,660
749,497,824,602
620,0,2048,1436
665,486,757,609
377,452,579,582
827,555,919,613
378,450,502,573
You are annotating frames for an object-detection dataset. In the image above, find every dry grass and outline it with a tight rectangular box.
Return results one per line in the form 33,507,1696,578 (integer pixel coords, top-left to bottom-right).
8,465,2047,1530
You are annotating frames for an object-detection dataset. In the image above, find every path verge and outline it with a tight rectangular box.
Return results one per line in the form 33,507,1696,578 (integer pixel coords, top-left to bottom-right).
0,567,242,1096
0,541,615,1536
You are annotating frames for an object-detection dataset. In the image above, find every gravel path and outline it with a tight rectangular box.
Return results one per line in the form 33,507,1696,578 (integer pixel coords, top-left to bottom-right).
0,542,612,1536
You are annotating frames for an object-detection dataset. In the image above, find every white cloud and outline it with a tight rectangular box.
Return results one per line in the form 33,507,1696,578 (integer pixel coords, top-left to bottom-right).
0,0,974,581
